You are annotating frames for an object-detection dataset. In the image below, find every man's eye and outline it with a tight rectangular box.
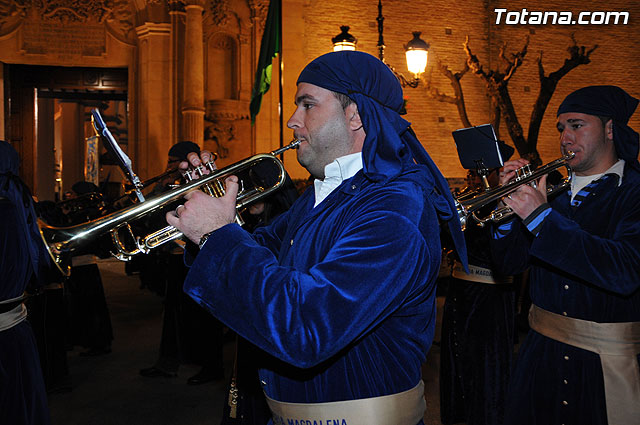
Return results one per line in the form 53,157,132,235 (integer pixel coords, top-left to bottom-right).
571,124,582,129
303,103,313,109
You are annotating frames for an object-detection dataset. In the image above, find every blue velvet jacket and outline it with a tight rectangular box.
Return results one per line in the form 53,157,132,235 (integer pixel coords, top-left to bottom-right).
490,163,640,424
185,165,442,406
490,163,640,321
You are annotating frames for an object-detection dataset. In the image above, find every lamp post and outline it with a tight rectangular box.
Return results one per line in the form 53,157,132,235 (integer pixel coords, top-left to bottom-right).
331,1,429,88
376,0,429,88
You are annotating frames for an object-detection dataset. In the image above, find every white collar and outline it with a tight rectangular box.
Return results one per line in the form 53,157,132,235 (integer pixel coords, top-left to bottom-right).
606,159,626,185
572,158,625,187
570,159,625,201
313,152,363,207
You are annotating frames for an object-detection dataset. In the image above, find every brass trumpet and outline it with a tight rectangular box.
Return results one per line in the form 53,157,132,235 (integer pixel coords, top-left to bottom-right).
456,151,575,230
39,140,301,276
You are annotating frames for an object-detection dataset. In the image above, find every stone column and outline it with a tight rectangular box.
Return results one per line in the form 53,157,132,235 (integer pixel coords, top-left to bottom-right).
0,64,4,141
135,23,173,179
182,0,206,145
169,0,185,143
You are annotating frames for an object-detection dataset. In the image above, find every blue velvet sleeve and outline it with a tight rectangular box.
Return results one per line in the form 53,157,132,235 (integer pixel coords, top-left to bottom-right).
184,185,435,369
530,208,640,296
489,218,533,277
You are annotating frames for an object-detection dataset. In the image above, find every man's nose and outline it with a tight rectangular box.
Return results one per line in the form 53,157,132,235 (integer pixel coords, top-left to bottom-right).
287,108,301,129
560,130,572,145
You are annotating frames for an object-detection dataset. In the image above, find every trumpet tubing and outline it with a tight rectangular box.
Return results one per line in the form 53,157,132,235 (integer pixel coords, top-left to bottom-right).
39,140,301,276
455,151,575,230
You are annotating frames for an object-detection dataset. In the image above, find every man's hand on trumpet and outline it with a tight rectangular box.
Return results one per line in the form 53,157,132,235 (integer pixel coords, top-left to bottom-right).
165,149,238,245
499,159,549,220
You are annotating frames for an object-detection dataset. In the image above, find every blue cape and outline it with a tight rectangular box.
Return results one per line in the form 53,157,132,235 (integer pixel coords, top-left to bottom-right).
0,141,48,282
297,51,468,268
557,85,639,169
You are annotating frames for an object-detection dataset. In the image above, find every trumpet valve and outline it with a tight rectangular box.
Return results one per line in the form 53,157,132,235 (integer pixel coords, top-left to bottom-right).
204,161,217,173
515,164,532,180
194,165,206,177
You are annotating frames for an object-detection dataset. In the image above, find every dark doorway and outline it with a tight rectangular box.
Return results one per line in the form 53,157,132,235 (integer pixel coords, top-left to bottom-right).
5,64,128,201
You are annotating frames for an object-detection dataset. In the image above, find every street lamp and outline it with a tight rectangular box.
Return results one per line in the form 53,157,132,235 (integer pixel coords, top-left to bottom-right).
405,31,429,79
376,0,429,88
332,26,357,52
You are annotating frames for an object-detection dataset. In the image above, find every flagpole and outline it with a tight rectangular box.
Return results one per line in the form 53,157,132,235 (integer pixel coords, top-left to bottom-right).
249,0,281,149
278,0,284,157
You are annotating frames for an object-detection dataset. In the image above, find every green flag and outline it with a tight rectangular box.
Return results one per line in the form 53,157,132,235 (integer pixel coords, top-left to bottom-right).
250,0,281,124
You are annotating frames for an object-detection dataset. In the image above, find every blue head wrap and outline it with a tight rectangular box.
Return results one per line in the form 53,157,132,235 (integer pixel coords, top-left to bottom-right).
297,51,467,268
557,85,639,169
0,141,49,282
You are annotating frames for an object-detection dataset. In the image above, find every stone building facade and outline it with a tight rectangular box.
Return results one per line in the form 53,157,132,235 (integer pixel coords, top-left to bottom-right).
0,0,638,200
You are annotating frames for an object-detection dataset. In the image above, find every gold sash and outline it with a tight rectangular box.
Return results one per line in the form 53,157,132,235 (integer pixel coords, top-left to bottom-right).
265,380,425,425
529,304,640,425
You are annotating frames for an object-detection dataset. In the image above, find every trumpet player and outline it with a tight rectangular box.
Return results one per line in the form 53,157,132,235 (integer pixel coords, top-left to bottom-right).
138,141,225,385
491,86,640,425
166,51,468,425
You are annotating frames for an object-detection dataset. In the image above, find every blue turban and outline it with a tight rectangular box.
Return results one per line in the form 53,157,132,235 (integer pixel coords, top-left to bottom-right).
0,141,50,282
557,85,639,169
297,51,467,269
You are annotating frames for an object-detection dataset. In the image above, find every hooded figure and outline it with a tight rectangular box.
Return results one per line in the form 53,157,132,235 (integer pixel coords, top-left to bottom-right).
0,140,51,425
0,141,50,282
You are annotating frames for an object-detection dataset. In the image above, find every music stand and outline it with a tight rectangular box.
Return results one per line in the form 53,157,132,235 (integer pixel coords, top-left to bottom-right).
452,124,504,190
91,109,145,203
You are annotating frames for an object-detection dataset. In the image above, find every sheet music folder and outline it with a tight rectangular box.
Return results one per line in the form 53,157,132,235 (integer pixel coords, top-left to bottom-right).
452,124,504,170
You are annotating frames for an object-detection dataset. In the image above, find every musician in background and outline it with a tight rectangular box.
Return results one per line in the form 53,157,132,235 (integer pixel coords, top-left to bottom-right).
65,181,114,357
440,151,518,425
139,141,225,385
0,140,52,425
30,200,71,394
168,51,468,424
491,85,640,425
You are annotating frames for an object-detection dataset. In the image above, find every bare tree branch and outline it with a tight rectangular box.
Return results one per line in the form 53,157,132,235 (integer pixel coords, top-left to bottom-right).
428,35,596,167
463,36,487,79
527,35,598,151
424,59,472,128
502,37,529,82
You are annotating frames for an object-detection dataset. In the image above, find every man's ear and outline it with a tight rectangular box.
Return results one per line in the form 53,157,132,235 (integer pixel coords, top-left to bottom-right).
346,103,363,131
605,119,614,142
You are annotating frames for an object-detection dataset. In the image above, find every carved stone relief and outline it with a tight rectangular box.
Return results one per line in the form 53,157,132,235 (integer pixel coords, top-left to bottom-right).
0,0,135,43
202,0,254,161
208,0,230,27
204,99,250,160
247,0,268,26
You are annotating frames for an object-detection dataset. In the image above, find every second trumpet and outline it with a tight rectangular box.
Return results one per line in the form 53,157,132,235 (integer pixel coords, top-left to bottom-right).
455,151,575,230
